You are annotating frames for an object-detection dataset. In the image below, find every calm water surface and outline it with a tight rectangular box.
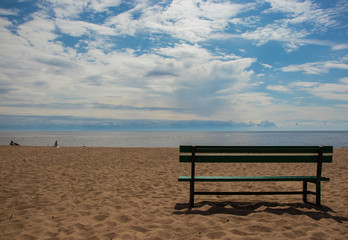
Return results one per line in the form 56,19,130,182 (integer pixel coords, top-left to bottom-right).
0,131,347,148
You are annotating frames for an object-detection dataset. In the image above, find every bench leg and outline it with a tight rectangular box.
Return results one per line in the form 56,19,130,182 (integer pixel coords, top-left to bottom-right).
316,181,321,206
189,180,195,207
302,181,307,203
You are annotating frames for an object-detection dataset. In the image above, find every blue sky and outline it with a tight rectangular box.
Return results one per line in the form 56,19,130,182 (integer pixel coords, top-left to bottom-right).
0,0,347,131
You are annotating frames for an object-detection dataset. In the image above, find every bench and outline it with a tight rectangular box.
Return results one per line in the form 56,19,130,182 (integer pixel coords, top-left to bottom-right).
178,145,333,207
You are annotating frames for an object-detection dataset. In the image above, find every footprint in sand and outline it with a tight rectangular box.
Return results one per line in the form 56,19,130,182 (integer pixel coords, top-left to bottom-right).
93,214,109,221
207,231,226,239
104,232,118,239
231,229,253,236
117,215,132,223
20,234,36,240
130,226,149,233
74,223,90,231
247,225,272,233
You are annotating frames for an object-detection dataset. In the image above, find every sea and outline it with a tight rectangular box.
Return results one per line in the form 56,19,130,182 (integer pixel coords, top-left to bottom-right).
0,131,347,148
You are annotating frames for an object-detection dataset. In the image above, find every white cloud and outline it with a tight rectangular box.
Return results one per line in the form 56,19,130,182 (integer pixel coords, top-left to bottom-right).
0,8,19,16
106,0,255,43
241,24,308,51
88,0,122,12
35,0,346,54
0,17,12,29
16,15,58,51
291,81,318,89
44,0,87,18
266,85,290,92
0,13,257,121
230,0,344,52
288,78,348,101
309,77,348,101
332,44,348,50
232,92,273,106
230,16,260,27
56,19,116,37
214,91,346,124
236,103,347,124
281,61,348,74
156,43,256,92
45,0,122,18
157,43,212,61
213,91,275,122
263,0,336,30
263,0,313,15
261,63,272,68
223,76,348,124
0,0,347,128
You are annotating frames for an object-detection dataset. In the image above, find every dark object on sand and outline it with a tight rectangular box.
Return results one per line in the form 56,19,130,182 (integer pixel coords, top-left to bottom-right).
10,141,20,146
54,140,60,148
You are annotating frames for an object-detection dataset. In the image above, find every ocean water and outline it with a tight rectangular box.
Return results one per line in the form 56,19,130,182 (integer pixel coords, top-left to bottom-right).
0,131,347,148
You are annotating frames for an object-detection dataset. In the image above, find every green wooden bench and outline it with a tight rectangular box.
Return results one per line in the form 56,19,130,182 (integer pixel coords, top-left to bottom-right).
178,145,333,207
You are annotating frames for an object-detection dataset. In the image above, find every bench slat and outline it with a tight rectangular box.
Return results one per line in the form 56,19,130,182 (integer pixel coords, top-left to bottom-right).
178,176,330,182
179,155,333,163
180,145,333,154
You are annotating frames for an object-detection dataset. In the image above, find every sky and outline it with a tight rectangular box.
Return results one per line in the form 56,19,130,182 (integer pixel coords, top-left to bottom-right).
0,0,348,131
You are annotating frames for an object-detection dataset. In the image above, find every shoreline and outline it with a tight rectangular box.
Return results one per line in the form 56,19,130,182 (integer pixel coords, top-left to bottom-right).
1,131,348,148
2,145,348,149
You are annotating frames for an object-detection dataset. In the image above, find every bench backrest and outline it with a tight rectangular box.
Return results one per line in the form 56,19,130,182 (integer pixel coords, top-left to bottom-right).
179,146,333,163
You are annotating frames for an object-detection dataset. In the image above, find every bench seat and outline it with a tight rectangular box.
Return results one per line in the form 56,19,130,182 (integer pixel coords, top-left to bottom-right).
178,145,333,207
178,176,330,182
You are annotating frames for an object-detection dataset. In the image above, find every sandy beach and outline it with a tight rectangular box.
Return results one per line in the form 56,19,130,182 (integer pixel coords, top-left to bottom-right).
0,146,347,240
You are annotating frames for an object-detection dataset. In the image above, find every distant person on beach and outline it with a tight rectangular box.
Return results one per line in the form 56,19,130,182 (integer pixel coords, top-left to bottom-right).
10,141,20,146
54,141,59,148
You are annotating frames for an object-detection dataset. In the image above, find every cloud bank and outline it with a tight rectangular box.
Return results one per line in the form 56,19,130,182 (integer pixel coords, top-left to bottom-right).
0,0,347,130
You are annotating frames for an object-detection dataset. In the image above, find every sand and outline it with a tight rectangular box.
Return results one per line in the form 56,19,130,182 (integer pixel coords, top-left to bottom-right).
0,146,347,240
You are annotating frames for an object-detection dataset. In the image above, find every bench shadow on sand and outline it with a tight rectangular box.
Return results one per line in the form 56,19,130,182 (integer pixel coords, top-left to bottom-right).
173,201,348,223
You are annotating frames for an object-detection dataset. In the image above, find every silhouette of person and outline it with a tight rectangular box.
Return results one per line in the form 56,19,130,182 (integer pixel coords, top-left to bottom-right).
10,141,20,146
